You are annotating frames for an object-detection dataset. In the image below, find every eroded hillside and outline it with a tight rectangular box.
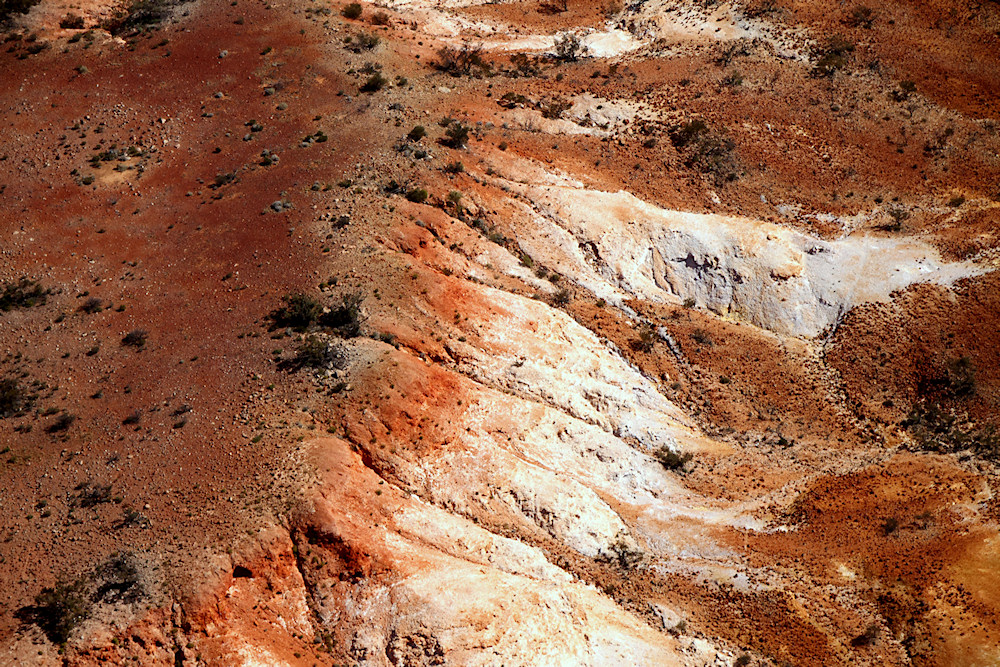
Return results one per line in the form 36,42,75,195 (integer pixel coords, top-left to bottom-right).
1,0,998,664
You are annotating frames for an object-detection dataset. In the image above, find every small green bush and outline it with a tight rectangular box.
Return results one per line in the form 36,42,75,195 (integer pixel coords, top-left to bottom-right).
29,577,91,644
271,293,321,331
361,72,387,93
406,188,429,203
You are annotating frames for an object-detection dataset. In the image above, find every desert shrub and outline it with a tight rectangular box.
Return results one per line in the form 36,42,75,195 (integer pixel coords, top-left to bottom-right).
508,52,542,77
891,79,917,102
945,355,976,397
635,324,657,352
444,122,470,148
46,412,76,433
0,277,49,311
553,288,571,305
669,120,740,185
341,2,361,19
59,13,85,28
0,378,32,418
407,125,426,142
904,403,1000,461
0,0,41,22
812,35,854,77
554,32,583,61
691,328,713,346
721,69,743,87
846,5,874,28
271,293,321,331
371,10,389,25
296,335,333,368
94,553,143,603
211,171,237,188
80,296,103,314
320,292,365,337
654,446,693,472
443,161,464,174
121,329,148,348
346,31,379,51
406,188,429,203
71,481,111,507
360,72,387,92
436,44,490,77
884,207,909,231
604,537,644,570
850,624,879,647
103,0,178,35
28,577,91,644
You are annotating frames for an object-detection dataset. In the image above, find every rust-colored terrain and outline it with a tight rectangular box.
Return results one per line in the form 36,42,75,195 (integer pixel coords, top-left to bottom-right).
0,0,998,664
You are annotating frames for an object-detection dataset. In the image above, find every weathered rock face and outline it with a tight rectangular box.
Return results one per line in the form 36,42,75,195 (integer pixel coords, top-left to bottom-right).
503,180,983,337
3,0,1000,662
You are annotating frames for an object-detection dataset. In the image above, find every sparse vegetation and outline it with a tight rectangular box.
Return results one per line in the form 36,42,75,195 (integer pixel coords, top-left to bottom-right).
25,577,91,644
321,292,365,337
361,72,387,92
846,5,875,28
635,324,657,352
436,44,490,77
271,293,322,331
121,329,148,349
71,480,112,507
654,446,693,472
669,120,740,185
406,188,429,203
444,122,470,148
904,402,999,461
46,412,76,433
103,0,180,35
812,35,855,77
296,334,334,368
1,0,42,23
341,2,362,19
407,125,426,142
1,278,49,312
0,378,32,418
554,32,583,61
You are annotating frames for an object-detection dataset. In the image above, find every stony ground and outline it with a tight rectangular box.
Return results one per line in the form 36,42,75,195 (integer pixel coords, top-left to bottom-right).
0,0,998,664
